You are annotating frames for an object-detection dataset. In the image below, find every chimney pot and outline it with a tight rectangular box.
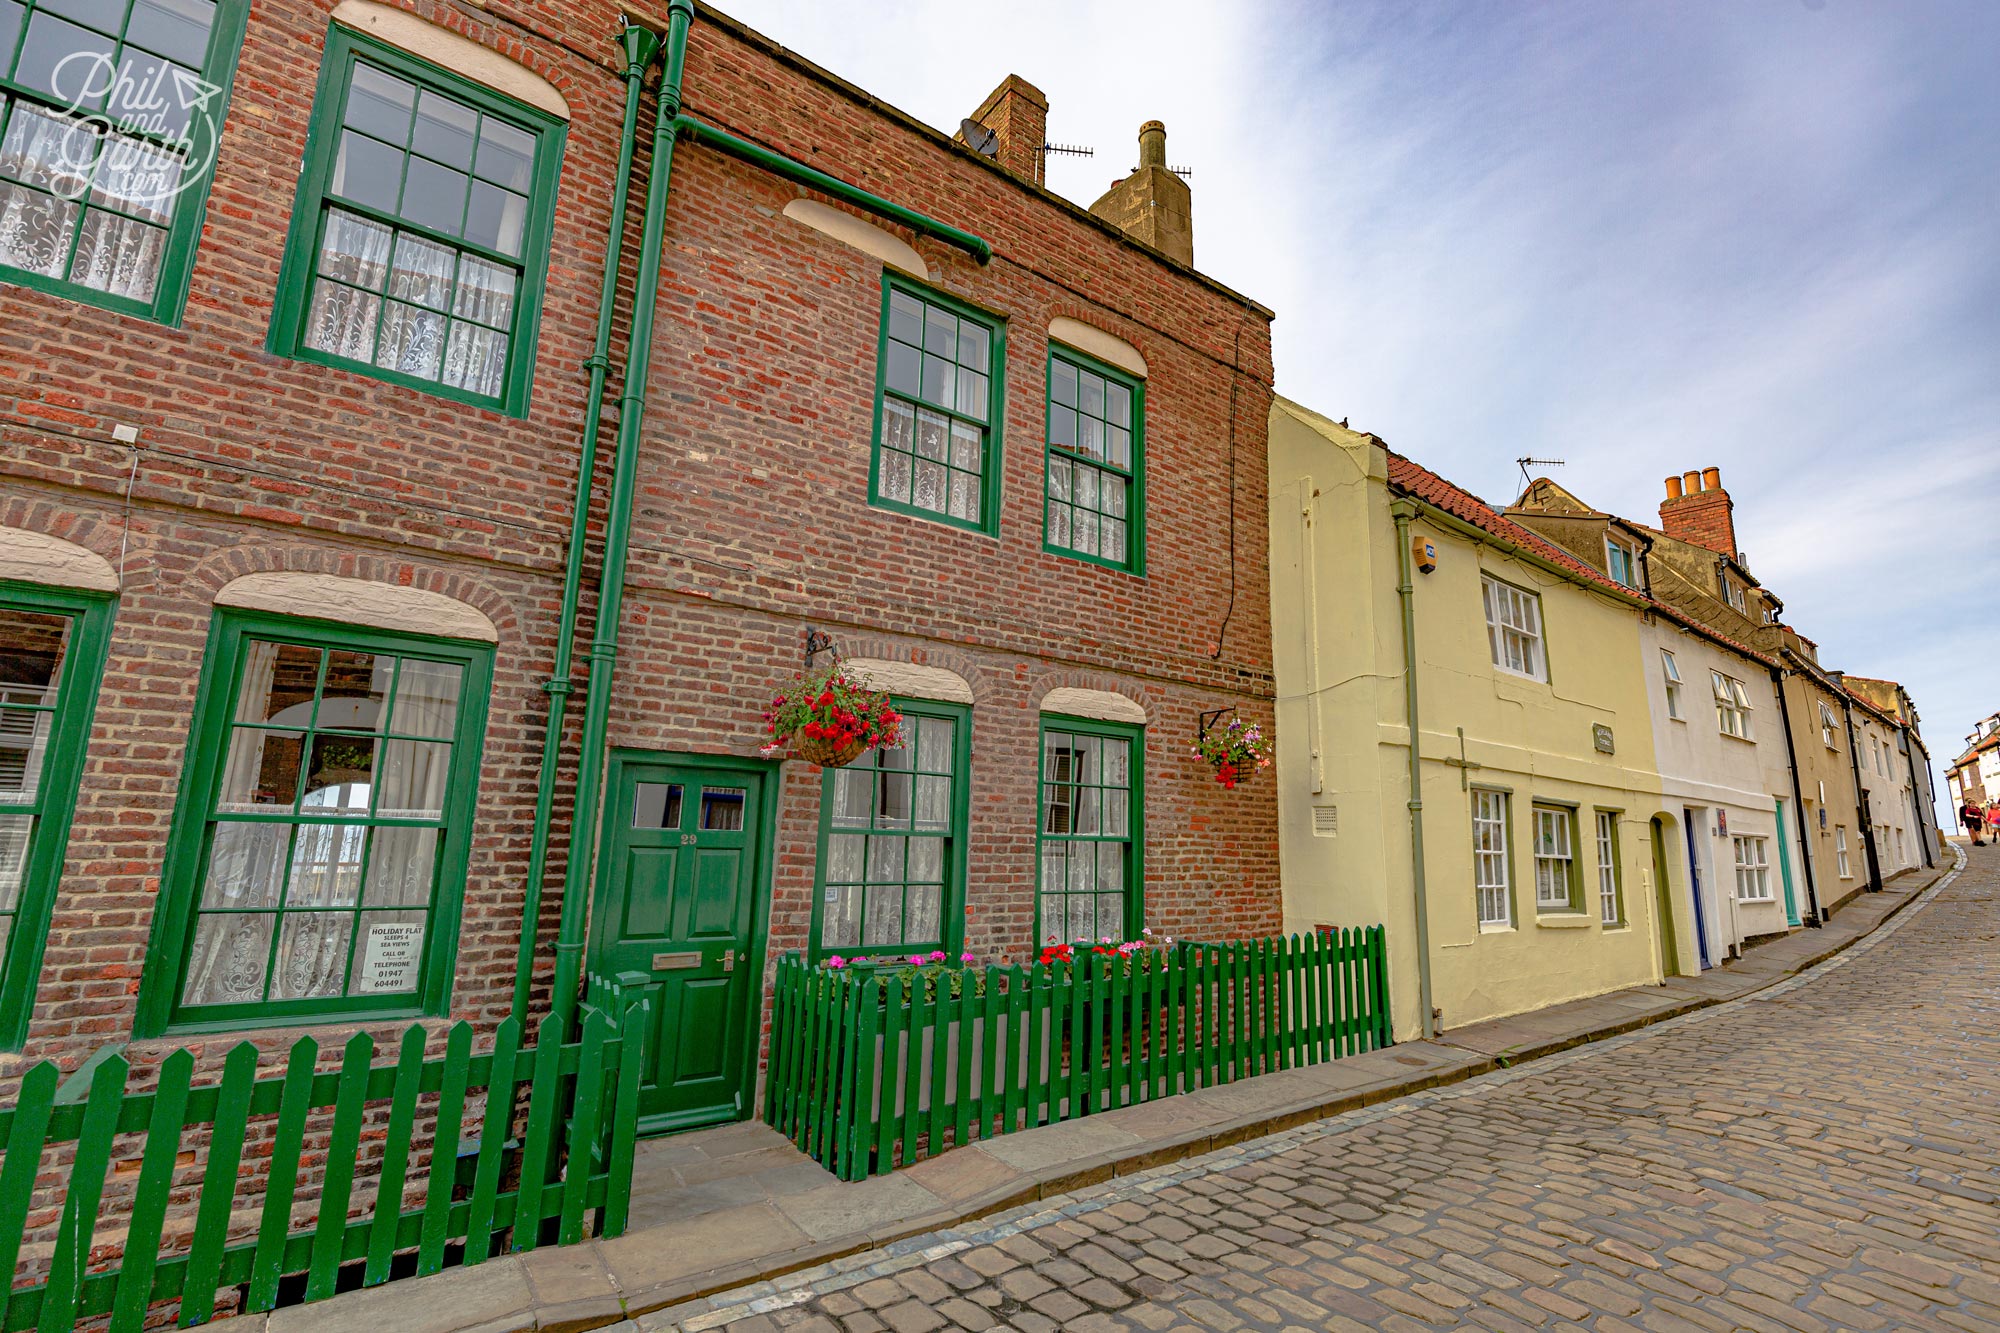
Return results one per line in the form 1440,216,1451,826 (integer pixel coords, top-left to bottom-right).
1087,120,1194,267
1660,465,1740,561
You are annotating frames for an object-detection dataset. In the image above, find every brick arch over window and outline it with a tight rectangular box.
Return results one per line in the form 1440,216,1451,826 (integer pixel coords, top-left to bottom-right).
0,523,119,592
820,634,994,706
216,573,498,643
1047,316,1147,380
185,546,517,645
330,0,571,118
1027,670,1150,724
1044,303,1155,378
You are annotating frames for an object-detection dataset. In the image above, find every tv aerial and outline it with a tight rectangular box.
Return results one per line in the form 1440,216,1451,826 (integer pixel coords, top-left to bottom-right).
1517,456,1565,490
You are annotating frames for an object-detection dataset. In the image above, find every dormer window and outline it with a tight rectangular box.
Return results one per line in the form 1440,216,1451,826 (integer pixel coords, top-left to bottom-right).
1604,538,1637,588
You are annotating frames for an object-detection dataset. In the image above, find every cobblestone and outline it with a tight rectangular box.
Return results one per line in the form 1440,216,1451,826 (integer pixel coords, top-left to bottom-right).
692,855,1999,1330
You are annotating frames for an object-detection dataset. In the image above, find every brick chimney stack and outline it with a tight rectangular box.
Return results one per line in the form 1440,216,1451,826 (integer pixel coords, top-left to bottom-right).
1088,121,1194,267
961,75,1048,186
1659,466,1739,560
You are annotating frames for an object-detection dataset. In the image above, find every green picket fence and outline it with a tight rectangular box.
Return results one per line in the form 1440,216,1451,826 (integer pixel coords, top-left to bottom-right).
765,927,1391,1180
0,980,647,1332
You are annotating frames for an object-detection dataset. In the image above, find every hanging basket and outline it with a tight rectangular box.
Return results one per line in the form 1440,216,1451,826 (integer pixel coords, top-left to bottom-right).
1192,707,1271,790
792,732,871,768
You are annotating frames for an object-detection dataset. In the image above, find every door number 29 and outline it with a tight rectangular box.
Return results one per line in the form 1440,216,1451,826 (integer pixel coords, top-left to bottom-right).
680,833,696,845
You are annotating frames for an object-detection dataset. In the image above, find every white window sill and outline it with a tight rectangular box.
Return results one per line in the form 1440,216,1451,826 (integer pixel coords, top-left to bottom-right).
1478,922,1515,934
1535,913,1593,929
1721,732,1756,745
1493,665,1548,684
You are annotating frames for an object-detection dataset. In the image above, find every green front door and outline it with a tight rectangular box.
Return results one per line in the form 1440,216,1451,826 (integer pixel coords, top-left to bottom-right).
591,753,770,1134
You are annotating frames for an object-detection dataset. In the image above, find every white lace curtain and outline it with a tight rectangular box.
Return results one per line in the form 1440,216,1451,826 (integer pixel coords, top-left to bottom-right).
181,646,457,1007
0,103,178,300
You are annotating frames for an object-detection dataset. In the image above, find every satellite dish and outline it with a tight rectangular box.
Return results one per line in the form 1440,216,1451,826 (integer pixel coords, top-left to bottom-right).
959,118,1000,158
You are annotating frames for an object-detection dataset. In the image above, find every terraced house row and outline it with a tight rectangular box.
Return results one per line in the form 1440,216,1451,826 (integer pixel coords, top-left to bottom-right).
1268,404,1941,1039
0,0,1943,1322
0,0,1282,1115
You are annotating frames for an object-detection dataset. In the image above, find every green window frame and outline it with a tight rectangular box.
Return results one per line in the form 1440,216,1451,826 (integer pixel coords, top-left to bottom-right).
1532,803,1583,914
0,0,248,323
1036,715,1143,945
267,24,565,418
0,581,113,1049
136,609,491,1036
1044,346,1144,572
810,699,969,960
869,275,1004,534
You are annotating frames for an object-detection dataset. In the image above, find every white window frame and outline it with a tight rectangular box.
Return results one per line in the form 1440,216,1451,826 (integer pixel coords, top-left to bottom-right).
1820,703,1839,749
1482,575,1546,682
1595,810,1621,925
1836,825,1851,878
1660,650,1682,720
1604,539,1637,588
1473,789,1512,928
1732,835,1772,901
1533,805,1577,912
1713,671,1751,739
1722,575,1746,612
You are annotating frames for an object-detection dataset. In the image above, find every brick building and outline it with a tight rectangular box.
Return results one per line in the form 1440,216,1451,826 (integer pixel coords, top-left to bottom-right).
0,0,1279,1147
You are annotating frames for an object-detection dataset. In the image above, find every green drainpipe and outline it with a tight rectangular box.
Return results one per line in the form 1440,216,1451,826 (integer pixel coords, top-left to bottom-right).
1391,504,1437,1040
511,21,660,1026
544,0,696,1042
533,0,996,1041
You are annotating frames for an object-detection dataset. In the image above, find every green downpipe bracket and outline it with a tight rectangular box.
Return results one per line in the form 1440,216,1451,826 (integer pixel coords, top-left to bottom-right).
1391,504,1437,1040
512,21,660,1027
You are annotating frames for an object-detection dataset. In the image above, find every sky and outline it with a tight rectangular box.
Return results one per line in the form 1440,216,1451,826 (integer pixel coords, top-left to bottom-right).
715,0,2000,816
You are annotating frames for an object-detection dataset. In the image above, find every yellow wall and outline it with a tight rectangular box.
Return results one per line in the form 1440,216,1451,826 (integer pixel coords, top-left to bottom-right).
1269,400,1672,1040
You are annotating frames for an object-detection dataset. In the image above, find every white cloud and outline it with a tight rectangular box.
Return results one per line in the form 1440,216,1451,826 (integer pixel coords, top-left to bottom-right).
703,0,2000,810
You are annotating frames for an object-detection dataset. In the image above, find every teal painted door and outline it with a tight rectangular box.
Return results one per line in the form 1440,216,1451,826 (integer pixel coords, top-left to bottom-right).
1774,797,1802,926
591,755,767,1133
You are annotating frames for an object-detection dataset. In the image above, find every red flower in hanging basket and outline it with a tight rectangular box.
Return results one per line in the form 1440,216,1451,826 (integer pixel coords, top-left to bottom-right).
762,661,903,767
1191,714,1271,788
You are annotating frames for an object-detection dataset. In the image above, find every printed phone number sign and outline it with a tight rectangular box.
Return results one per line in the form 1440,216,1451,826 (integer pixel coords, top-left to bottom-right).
356,923,426,994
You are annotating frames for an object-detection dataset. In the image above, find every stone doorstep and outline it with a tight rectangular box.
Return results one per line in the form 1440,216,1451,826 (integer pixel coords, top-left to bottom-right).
266,853,1958,1333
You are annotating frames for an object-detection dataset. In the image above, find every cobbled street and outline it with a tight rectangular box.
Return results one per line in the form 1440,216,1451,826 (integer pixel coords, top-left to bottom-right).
682,852,2000,1333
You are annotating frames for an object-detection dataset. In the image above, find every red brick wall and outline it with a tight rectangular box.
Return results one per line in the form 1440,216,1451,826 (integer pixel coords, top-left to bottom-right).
1658,491,1737,559
0,0,1278,1086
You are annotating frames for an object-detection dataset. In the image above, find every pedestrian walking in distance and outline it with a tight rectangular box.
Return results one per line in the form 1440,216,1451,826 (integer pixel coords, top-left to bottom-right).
1963,800,1986,845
